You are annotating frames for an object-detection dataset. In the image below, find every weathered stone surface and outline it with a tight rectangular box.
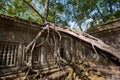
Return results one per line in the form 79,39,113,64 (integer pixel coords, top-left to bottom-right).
87,18,120,50
0,15,41,43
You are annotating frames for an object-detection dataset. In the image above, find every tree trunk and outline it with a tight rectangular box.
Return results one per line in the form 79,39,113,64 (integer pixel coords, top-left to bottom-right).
44,0,49,22
108,0,113,14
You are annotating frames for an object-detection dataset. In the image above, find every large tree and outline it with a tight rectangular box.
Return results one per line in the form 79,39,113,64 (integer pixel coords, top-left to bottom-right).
0,0,120,79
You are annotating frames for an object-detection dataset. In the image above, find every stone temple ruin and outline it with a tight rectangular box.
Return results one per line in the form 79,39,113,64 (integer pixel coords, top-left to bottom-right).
0,15,120,79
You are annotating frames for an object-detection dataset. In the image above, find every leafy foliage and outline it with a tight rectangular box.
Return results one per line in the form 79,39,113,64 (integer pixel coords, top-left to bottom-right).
0,0,120,30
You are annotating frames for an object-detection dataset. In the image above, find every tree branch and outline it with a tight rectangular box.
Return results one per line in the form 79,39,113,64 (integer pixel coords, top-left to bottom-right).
95,5,104,21
23,0,44,21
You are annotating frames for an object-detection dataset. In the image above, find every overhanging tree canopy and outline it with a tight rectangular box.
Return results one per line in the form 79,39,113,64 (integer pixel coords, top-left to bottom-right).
0,0,120,30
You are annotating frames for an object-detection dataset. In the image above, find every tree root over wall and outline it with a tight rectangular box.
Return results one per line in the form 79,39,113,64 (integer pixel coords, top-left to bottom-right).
22,22,120,80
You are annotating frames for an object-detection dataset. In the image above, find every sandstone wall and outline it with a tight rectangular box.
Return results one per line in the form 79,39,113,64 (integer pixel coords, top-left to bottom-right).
87,19,120,50
0,15,40,43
